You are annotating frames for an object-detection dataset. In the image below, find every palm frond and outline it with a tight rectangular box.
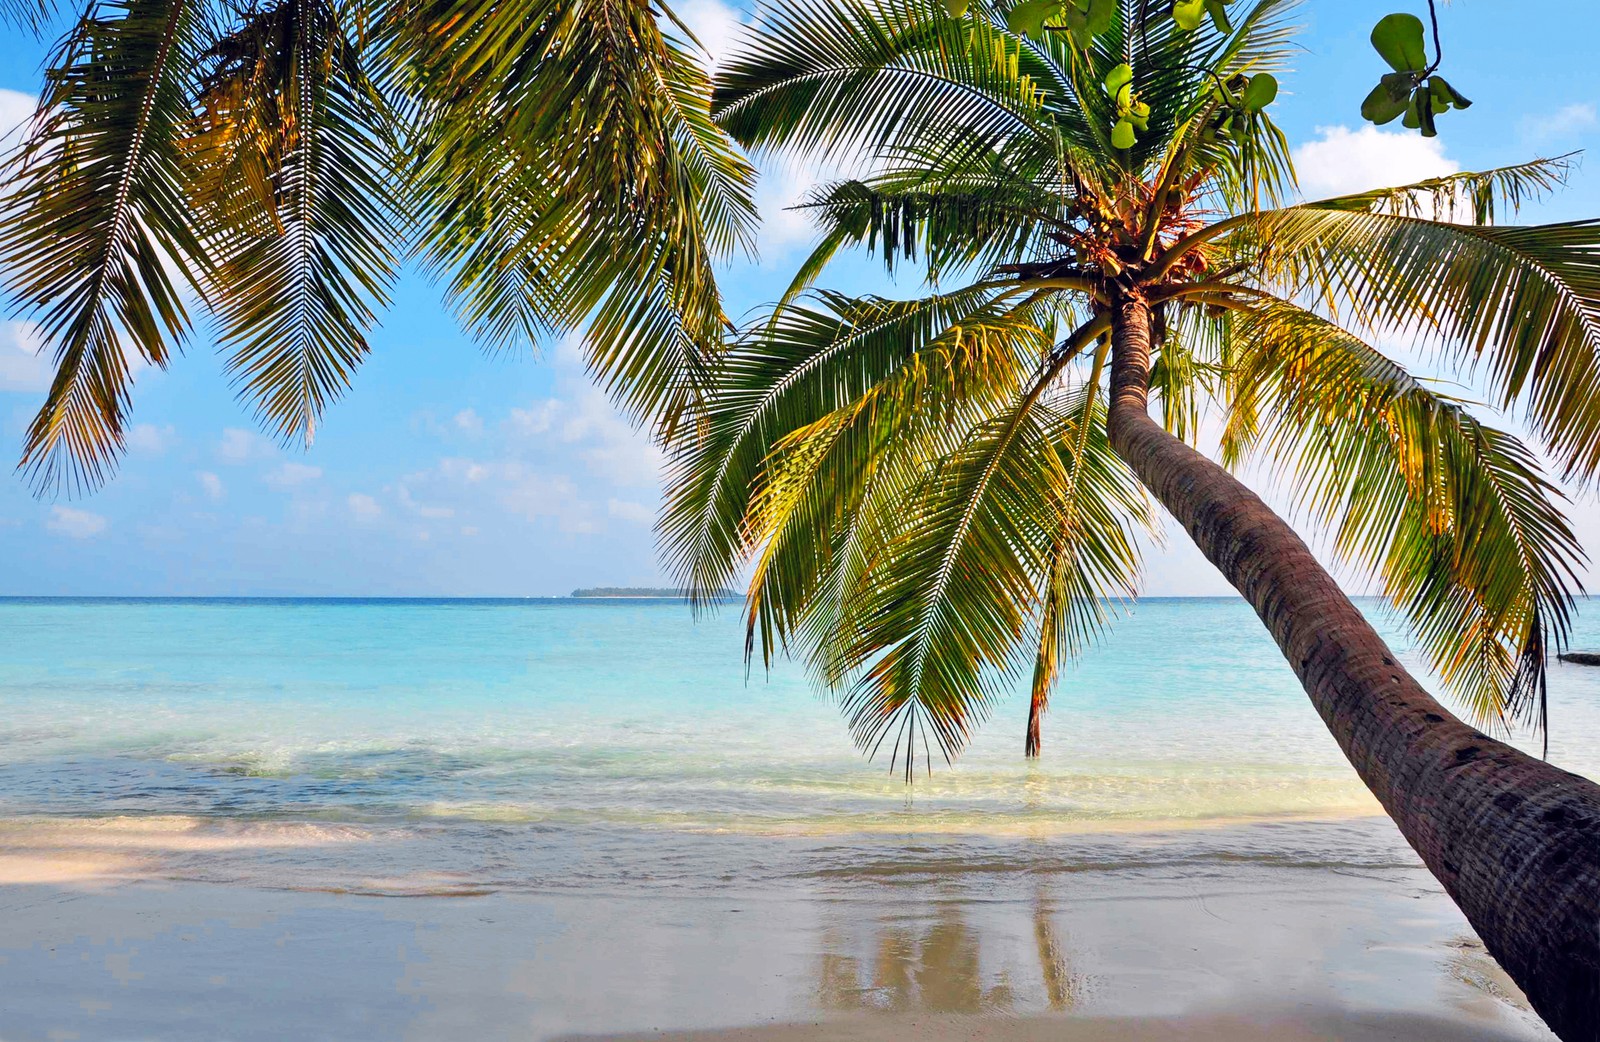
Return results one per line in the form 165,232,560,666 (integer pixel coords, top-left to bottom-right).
1028,337,1146,737
1302,156,1576,225
0,0,210,494
191,0,402,446
799,165,1067,282
1233,206,1600,485
1221,297,1586,737
1,0,59,32
661,284,1039,611
825,364,1147,771
397,0,756,429
714,0,1053,162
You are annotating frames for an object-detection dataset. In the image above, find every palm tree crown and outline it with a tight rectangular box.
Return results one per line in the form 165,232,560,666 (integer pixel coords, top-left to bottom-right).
663,0,1598,772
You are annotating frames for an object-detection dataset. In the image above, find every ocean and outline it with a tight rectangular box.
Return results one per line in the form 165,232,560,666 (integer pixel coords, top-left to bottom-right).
2,596,1598,896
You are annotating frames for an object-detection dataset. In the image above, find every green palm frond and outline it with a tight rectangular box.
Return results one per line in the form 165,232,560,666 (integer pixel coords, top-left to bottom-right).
1221,298,1586,736
713,0,1053,161
1147,324,1215,443
743,302,1057,685
0,0,210,494
1302,156,1575,225
1028,337,1146,729
662,287,1151,769
798,166,1068,281
191,0,402,446
1232,207,1600,485
825,364,1147,770
399,0,756,430
661,284,1041,611
1,0,59,32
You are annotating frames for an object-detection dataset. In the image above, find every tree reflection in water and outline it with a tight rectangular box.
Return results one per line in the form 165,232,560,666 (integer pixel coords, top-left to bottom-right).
815,888,1082,1014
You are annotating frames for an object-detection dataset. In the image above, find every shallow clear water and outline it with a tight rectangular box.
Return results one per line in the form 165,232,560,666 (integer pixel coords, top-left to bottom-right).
2,596,1597,892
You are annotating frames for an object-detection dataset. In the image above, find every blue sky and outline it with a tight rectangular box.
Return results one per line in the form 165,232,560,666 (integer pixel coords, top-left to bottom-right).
0,0,1597,595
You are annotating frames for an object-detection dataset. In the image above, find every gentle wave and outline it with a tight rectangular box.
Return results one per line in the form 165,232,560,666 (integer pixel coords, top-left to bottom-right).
2,598,1597,893
0,813,1424,896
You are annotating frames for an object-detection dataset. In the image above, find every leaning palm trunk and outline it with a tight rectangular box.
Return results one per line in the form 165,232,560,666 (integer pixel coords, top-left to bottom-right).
1107,290,1600,1042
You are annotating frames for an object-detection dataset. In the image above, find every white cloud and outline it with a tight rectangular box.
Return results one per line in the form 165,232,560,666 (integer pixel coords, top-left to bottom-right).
416,457,599,535
397,484,454,519
218,427,273,464
501,469,595,533
753,153,864,260
1292,125,1458,202
126,423,177,455
607,498,653,525
0,321,51,393
437,457,489,484
1520,103,1597,148
347,493,383,521
506,381,666,488
0,89,34,152
197,471,225,500
508,400,559,437
263,462,323,489
673,0,745,70
45,505,107,539
453,408,484,435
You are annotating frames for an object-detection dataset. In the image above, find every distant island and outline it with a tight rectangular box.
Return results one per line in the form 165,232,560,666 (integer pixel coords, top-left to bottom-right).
570,587,740,599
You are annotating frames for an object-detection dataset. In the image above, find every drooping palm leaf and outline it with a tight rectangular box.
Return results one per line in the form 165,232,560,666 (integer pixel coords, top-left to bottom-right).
191,0,402,445
0,0,210,493
397,0,757,431
1302,157,1576,225
823,360,1148,770
0,0,59,32
798,166,1069,281
1027,338,1147,735
1161,160,1600,486
1220,298,1586,735
661,284,1040,611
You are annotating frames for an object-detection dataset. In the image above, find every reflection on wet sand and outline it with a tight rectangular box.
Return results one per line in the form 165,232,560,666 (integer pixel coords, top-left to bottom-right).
815,890,1081,1015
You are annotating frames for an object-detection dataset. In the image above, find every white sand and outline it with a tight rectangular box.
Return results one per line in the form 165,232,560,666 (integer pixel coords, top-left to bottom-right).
0,817,1555,1042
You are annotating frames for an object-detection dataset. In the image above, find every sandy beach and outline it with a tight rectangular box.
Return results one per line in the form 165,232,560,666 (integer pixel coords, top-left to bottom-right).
0,815,1554,1042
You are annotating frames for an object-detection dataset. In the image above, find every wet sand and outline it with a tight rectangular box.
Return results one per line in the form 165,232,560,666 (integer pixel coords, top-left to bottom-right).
0,817,1555,1042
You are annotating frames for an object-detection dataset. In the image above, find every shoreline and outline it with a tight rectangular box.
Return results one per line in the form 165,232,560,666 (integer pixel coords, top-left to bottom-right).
0,810,1405,893
0,853,1551,1042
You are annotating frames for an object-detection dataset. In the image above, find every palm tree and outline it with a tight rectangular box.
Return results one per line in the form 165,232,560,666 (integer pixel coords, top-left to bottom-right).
661,1,1600,1037
0,0,755,494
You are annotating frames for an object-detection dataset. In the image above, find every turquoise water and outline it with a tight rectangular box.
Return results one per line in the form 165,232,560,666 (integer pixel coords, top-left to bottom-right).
2,597,1598,892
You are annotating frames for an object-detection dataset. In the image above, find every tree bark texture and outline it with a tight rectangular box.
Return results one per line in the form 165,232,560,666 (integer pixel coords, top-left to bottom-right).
1103,289,1600,1042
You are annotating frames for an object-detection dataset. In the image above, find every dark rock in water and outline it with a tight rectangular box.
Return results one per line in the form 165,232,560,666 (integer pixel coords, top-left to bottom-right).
1558,652,1600,667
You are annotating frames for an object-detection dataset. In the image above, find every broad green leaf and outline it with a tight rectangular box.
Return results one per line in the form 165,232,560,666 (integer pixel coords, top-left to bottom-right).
1361,82,1408,125
1103,62,1133,93
1430,75,1471,111
1371,12,1427,74
1415,85,1437,137
1172,0,1205,31
1204,0,1232,34
1079,0,1114,36
1006,0,1054,39
1242,72,1277,111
